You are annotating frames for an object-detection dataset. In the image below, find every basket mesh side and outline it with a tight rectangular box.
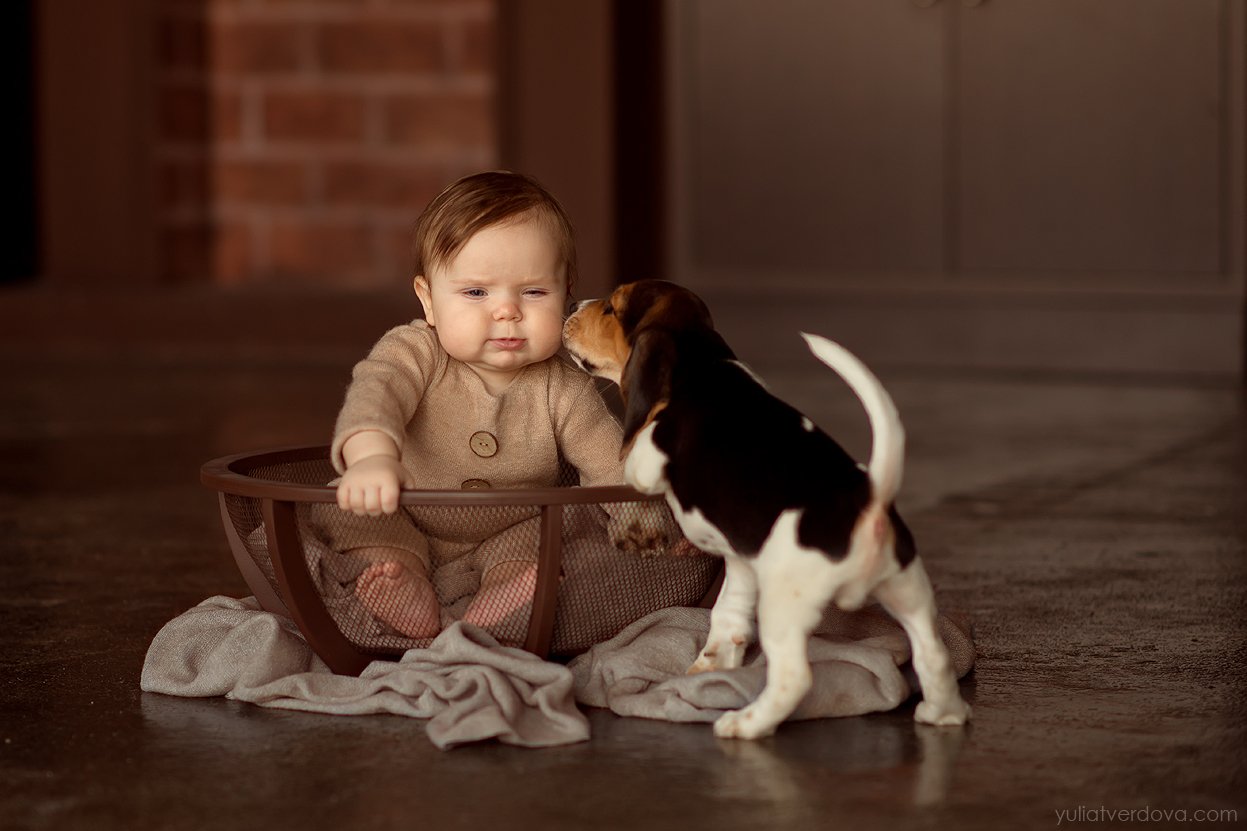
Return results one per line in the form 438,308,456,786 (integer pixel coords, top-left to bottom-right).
550,502,719,655
250,457,337,485
220,454,719,659
222,493,279,595
221,457,338,604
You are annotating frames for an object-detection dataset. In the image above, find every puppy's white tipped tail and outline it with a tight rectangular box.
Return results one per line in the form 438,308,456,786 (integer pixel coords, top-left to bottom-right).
800,332,905,505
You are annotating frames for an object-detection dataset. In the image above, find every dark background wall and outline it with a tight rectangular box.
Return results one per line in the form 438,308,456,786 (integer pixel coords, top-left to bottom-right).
17,0,1246,380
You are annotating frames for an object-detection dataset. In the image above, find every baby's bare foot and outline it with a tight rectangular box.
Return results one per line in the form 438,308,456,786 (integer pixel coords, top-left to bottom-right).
355,562,440,639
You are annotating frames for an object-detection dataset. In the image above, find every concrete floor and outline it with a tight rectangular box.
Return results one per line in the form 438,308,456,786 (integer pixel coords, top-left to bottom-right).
1,288,1244,830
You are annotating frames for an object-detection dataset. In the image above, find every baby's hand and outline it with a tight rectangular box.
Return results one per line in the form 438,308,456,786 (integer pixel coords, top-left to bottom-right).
337,455,412,516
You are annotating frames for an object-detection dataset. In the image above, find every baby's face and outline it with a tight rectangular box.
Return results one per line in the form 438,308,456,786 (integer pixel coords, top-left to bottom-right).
415,217,568,394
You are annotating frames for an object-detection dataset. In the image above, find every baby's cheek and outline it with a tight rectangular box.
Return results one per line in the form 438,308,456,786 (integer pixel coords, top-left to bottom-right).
532,311,569,355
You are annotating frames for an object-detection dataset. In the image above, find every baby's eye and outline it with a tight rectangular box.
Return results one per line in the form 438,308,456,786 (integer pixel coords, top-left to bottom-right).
462,288,487,299
523,288,550,298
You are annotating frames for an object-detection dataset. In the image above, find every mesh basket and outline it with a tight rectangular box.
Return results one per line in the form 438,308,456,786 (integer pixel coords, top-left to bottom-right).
202,446,722,675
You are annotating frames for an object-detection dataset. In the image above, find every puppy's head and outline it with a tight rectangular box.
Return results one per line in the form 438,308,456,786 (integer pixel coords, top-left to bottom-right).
563,279,715,452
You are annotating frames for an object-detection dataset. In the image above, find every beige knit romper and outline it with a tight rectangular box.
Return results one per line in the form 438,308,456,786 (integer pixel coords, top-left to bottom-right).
314,320,626,606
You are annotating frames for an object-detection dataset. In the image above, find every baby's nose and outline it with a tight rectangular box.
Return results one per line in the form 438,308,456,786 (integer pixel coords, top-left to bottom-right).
494,300,521,320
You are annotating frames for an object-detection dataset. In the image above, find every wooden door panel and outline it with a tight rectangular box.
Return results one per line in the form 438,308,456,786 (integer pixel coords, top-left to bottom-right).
958,0,1226,277
668,0,1243,377
679,0,945,278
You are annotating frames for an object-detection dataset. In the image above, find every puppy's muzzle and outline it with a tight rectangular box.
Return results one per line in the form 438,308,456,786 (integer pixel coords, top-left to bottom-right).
562,306,592,371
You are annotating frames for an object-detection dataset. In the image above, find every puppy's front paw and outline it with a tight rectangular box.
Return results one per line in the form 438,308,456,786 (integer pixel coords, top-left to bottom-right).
607,516,668,554
713,707,776,740
607,503,678,555
915,697,972,726
686,654,718,675
687,633,749,674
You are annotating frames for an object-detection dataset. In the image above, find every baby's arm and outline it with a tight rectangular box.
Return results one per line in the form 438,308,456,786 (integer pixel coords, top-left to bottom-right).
337,430,413,516
332,322,442,515
552,375,627,488
551,368,680,552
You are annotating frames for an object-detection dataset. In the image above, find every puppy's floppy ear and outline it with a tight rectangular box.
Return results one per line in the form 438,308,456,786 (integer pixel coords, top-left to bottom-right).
620,329,674,453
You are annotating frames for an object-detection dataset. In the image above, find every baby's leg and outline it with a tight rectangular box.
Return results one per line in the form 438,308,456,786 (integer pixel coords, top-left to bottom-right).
350,546,440,639
462,560,539,644
454,516,543,644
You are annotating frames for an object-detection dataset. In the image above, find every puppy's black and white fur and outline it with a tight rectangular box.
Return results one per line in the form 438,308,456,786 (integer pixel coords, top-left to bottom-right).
563,280,971,739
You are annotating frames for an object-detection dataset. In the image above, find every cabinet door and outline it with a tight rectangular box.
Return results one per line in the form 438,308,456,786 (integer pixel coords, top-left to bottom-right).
674,0,946,280
958,0,1227,280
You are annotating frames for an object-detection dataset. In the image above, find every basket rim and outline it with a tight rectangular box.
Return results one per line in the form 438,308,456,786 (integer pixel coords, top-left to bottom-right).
201,444,661,506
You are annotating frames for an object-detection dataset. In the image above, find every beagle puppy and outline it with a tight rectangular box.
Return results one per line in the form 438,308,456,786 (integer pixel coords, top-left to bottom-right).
563,280,971,739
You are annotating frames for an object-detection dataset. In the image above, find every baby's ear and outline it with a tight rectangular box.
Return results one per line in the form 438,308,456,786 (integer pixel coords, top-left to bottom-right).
413,276,435,325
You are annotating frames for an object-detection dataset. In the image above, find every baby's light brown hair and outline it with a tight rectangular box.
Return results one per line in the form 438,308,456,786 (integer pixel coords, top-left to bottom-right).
413,171,578,291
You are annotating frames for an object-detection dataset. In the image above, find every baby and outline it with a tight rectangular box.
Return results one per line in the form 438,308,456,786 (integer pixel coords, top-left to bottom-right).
326,171,639,642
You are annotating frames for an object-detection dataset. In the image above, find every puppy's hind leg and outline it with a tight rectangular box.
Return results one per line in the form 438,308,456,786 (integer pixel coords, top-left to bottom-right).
688,554,757,674
873,558,971,726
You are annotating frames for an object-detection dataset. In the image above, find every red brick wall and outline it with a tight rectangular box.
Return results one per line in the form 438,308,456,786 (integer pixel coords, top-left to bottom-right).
155,0,496,287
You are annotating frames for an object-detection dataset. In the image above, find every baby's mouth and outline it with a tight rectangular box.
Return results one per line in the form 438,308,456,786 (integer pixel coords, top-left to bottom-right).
490,338,526,351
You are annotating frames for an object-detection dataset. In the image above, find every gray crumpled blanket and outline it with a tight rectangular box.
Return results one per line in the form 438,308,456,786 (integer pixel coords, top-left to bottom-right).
570,605,976,722
140,596,589,749
141,596,974,749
